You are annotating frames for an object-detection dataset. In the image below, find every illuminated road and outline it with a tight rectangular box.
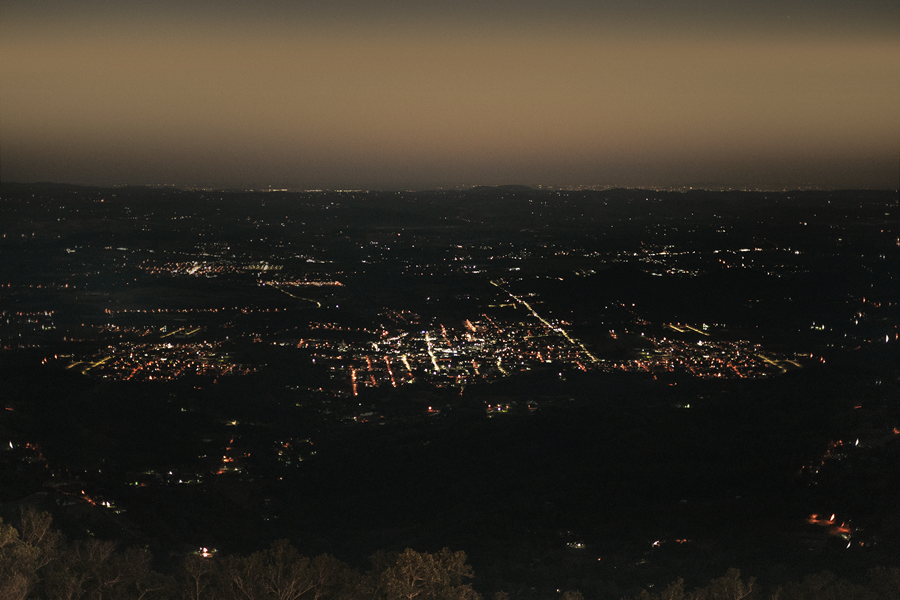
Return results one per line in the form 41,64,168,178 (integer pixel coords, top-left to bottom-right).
756,353,789,374
424,332,441,372
161,327,202,338
496,357,509,375
491,281,599,363
384,357,397,387
67,355,113,374
261,282,321,308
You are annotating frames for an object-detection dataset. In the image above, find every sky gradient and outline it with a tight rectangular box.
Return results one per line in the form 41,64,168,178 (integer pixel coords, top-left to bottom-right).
2,1,898,190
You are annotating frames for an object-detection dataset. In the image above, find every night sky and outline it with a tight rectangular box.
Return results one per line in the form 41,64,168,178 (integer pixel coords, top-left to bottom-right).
2,1,898,190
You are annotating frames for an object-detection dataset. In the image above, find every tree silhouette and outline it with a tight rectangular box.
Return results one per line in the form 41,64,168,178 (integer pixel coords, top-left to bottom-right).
374,548,480,600
0,507,63,599
219,539,351,600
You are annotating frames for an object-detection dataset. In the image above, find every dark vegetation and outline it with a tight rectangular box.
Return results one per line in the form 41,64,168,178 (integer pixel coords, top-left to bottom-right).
1,508,898,600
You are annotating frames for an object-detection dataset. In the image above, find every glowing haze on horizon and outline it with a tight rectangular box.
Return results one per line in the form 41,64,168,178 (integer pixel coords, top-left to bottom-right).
2,1,898,190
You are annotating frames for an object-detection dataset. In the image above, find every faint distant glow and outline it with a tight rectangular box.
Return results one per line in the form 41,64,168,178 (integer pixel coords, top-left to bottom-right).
1,3,897,188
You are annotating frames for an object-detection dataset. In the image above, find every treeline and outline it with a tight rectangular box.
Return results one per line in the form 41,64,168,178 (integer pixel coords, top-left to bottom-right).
4,508,478,600
1,509,898,600
627,568,899,600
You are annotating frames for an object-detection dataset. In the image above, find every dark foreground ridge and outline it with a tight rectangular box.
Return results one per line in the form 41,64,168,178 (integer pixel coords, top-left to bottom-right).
2,508,899,599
